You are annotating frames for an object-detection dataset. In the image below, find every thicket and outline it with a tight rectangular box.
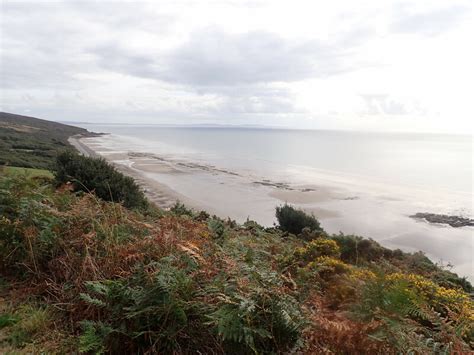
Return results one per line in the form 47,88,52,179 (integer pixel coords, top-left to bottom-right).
0,173,472,354
275,203,324,236
54,151,148,210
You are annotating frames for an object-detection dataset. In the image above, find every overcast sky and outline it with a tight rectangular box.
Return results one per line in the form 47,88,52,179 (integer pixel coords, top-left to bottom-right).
1,0,473,132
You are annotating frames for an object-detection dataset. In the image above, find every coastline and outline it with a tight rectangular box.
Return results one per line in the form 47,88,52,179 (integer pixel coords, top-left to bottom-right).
69,135,198,210
69,134,473,282
68,135,346,220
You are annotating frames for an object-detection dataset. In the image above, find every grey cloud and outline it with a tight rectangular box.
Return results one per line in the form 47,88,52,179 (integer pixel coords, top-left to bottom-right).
92,28,372,87
89,43,157,79
390,4,470,36
1,3,94,89
161,30,334,85
89,27,372,116
1,1,173,90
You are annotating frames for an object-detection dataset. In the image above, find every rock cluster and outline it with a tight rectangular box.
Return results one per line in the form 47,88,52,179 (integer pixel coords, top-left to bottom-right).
410,212,474,228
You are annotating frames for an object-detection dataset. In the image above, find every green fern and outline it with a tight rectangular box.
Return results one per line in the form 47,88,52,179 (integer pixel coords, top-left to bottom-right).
79,293,106,307
79,320,113,355
208,268,304,354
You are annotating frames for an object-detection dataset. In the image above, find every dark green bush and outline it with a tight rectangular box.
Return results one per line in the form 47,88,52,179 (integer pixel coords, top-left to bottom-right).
54,151,148,210
275,204,324,235
170,201,194,216
332,234,393,264
208,218,226,243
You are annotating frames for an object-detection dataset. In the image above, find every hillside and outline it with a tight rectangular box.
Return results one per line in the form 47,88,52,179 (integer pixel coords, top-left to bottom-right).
0,153,472,353
0,112,95,169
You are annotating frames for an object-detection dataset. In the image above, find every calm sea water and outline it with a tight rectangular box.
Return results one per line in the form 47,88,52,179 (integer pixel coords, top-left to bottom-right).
81,125,473,210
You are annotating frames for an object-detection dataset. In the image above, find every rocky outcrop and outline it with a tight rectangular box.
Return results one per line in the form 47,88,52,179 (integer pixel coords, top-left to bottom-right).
410,213,474,228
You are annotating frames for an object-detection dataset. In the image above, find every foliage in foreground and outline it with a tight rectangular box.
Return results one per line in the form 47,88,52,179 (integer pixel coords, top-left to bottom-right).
0,172,473,354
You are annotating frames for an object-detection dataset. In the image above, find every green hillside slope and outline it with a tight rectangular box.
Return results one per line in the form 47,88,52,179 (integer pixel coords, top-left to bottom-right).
0,112,93,169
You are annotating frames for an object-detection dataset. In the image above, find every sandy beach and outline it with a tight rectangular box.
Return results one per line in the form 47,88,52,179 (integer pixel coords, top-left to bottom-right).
69,136,199,210
69,135,345,219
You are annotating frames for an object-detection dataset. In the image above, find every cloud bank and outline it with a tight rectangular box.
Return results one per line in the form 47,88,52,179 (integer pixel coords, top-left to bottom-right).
1,0,472,132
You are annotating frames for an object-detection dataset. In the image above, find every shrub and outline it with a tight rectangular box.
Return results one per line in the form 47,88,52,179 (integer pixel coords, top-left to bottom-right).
332,234,392,264
170,201,194,216
386,273,473,316
208,218,226,243
294,238,340,264
275,204,324,235
308,256,351,277
352,274,473,353
54,151,148,210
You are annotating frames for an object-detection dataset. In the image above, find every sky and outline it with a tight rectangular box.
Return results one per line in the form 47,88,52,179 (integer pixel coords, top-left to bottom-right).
1,0,473,133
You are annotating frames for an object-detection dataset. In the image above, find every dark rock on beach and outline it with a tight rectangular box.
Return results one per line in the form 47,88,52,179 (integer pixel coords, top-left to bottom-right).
410,212,474,228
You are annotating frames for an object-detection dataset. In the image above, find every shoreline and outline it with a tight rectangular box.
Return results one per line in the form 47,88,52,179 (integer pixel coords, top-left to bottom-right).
69,135,216,212
69,135,474,226
68,135,346,221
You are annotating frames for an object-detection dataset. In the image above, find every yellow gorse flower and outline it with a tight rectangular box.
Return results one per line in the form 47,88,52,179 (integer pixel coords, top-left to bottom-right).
386,272,473,315
348,268,376,281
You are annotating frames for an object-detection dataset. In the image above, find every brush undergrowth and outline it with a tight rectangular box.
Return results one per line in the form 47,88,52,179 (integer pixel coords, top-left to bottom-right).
1,171,472,354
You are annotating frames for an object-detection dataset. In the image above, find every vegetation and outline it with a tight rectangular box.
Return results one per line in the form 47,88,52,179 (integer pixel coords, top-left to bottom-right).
276,203,324,236
0,112,94,169
0,166,54,178
55,151,148,210
1,168,472,354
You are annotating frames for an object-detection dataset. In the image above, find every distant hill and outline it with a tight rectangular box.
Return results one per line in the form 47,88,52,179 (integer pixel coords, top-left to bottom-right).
0,112,94,169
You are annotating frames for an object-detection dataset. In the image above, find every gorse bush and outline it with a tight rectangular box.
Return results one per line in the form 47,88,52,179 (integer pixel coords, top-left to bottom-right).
332,233,473,292
54,151,148,209
275,203,324,235
295,238,341,263
352,274,473,353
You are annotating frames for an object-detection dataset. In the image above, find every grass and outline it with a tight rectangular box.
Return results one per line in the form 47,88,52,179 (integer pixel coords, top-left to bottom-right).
1,166,54,178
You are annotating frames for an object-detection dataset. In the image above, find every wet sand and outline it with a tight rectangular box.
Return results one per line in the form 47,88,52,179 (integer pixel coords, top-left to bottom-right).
69,136,345,221
69,136,195,209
